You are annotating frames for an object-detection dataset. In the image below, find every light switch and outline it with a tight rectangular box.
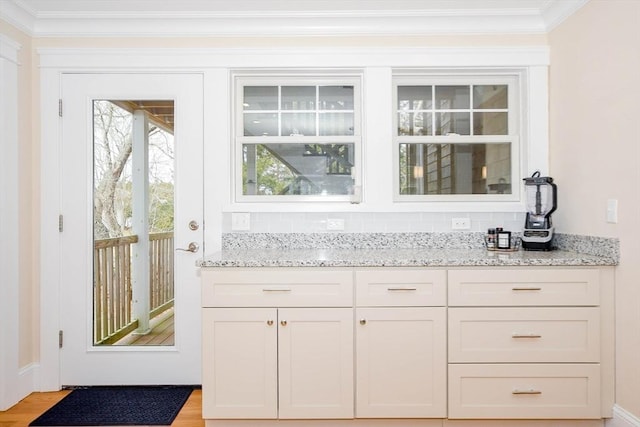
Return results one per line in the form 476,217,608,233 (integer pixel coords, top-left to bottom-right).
606,199,618,224
231,213,251,231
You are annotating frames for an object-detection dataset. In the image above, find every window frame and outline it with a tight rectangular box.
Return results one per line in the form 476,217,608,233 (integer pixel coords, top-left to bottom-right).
392,72,521,203
232,72,363,203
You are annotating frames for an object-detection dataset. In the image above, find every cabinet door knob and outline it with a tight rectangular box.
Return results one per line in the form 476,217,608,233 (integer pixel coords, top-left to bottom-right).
280,320,287,326
360,319,367,325
267,320,274,326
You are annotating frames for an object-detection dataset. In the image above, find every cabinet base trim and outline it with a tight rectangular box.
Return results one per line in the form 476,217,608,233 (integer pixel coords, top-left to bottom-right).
206,419,606,427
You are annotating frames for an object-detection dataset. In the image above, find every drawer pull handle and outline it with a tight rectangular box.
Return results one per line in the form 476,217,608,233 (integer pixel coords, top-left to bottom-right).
512,389,542,395
387,287,417,291
512,287,542,291
512,333,542,338
262,288,292,292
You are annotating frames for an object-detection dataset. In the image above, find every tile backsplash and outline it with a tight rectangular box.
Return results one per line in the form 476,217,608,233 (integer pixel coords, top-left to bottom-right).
223,211,526,234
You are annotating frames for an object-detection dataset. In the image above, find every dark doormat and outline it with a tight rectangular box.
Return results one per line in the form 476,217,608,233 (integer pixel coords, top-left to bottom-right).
30,385,194,426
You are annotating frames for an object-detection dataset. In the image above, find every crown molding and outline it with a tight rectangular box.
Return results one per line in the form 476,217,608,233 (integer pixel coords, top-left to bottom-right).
0,34,21,64
1,0,589,37
542,0,590,31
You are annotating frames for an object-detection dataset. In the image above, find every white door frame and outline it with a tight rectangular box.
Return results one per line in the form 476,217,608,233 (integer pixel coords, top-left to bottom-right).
38,53,230,391
0,34,28,409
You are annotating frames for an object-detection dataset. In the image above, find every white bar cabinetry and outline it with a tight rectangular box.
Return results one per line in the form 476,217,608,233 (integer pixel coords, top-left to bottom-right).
201,265,614,426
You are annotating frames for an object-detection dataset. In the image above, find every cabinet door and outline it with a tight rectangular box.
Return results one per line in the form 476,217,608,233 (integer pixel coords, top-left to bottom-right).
277,308,354,419
202,308,277,419
356,307,447,418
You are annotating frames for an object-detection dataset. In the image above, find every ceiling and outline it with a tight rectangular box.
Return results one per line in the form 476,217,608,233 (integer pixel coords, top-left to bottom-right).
1,0,590,37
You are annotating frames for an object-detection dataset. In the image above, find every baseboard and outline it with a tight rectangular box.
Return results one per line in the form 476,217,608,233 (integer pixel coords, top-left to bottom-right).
16,363,39,402
607,405,640,427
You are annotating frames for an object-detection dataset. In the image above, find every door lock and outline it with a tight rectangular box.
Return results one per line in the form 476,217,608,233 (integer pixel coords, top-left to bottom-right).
188,220,199,231
176,242,199,253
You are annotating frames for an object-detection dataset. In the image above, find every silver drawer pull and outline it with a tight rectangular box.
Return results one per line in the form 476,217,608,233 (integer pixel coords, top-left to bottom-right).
512,287,542,291
512,333,542,339
387,287,417,291
262,288,292,292
512,389,542,395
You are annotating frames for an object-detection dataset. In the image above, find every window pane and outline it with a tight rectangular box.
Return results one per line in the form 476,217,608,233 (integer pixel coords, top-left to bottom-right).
399,143,511,195
282,112,316,136
243,143,355,196
398,112,432,136
474,112,508,135
435,86,470,109
244,112,278,136
473,85,508,109
244,86,278,110
436,112,470,135
398,86,432,110
320,112,354,136
319,86,354,110
282,86,316,110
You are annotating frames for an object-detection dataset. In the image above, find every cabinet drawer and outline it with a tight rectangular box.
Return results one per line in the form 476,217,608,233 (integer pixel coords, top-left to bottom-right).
356,269,446,306
448,269,600,306
448,307,600,362
448,364,601,419
202,268,353,307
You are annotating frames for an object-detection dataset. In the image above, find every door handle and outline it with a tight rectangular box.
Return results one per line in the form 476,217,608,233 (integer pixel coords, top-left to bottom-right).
176,242,199,253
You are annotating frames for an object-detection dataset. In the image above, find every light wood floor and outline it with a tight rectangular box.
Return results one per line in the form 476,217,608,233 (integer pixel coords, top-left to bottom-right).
0,388,204,427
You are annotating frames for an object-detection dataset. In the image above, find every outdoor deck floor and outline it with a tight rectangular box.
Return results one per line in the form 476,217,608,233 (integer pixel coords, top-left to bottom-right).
112,308,175,346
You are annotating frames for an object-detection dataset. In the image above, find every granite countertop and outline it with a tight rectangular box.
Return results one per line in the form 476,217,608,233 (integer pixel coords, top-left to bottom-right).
198,247,617,268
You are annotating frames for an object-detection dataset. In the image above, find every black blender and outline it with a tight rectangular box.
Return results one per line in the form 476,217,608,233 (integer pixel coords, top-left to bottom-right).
521,171,557,251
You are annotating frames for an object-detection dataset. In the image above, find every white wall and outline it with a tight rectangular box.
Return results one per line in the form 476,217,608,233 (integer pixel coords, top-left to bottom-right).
549,0,640,418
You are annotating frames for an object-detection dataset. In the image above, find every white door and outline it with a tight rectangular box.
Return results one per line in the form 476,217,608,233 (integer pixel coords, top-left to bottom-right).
59,73,203,385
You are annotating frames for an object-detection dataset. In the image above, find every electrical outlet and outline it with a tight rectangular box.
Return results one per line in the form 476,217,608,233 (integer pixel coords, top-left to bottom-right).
451,217,471,230
327,218,345,230
231,213,251,231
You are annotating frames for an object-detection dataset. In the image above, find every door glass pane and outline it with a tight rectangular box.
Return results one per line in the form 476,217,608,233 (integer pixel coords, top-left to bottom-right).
399,143,511,195
93,99,175,346
243,143,355,196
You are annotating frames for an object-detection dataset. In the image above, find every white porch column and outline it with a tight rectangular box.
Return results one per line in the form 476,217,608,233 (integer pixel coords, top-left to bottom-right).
131,110,151,335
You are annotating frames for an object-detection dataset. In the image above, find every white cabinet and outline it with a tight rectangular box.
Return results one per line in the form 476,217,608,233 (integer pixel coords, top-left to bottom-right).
355,269,447,418
201,265,614,425
202,269,354,420
447,267,614,420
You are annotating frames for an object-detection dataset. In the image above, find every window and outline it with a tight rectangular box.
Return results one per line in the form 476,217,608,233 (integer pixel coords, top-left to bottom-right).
394,74,519,201
234,74,361,202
